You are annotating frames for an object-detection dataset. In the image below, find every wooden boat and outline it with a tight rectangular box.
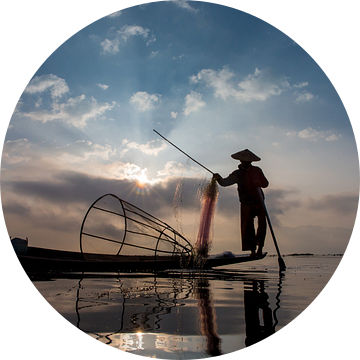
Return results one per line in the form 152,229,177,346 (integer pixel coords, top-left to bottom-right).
14,194,267,273
16,246,267,273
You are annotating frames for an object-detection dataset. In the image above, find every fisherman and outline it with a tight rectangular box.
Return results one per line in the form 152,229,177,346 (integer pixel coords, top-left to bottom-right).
213,149,269,257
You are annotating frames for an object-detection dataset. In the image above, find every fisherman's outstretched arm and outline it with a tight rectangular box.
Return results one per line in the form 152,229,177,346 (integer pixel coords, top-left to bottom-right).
213,173,237,187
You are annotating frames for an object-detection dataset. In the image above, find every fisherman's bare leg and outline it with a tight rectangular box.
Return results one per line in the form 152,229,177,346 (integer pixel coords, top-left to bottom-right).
255,205,266,256
241,204,256,255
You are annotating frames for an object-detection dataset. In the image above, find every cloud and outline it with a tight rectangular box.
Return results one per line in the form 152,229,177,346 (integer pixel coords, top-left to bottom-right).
130,91,161,111
18,74,115,128
2,138,168,189
296,127,340,142
1,171,198,249
21,94,115,128
122,139,167,156
293,82,309,88
171,111,178,119
2,169,177,219
100,24,152,54
307,193,358,215
171,0,199,13
149,51,158,58
183,91,206,115
290,81,315,102
190,67,237,100
237,68,290,101
190,67,290,102
259,188,302,226
157,161,186,176
120,24,150,42
59,140,116,162
286,131,297,138
298,127,324,140
325,134,339,141
107,10,122,18
146,34,156,46
214,186,302,227
1,139,126,187
294,91,314,102
100,38,120,54
2,201,31,217
172,54,186,60
3,138,179,199
24,74,69,99
1,138,32,165
97,83,109,90
3,171,125,206
286,127,340,142
2,138,119,182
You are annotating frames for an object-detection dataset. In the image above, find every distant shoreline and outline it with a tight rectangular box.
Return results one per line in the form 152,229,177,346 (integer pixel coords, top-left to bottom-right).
268,253,343,257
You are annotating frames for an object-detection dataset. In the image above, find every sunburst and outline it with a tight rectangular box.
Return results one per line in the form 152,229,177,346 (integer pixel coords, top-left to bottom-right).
131,170,153,195
135,172,149,188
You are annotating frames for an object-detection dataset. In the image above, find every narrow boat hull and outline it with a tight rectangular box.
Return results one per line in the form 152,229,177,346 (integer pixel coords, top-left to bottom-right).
16,247,266,273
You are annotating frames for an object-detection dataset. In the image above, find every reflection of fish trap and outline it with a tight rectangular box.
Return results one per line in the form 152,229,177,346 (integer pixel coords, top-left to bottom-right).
80,194,193,268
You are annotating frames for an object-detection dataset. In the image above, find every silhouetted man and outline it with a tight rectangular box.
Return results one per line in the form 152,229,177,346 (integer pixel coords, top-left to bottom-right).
214,149,269,257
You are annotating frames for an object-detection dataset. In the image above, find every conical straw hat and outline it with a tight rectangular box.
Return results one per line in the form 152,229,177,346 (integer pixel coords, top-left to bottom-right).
231,149,261,162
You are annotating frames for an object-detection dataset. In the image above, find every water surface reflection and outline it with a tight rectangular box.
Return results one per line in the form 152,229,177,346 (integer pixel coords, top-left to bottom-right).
32,256,339,358
33,270,280,357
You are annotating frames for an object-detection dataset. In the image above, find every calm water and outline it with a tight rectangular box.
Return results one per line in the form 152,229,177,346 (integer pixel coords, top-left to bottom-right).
31,255,341,358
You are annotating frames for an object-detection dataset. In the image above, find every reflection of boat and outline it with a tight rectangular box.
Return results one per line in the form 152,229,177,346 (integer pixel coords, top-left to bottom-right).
15,194,267,272
46,269,281,355
17,247,267,272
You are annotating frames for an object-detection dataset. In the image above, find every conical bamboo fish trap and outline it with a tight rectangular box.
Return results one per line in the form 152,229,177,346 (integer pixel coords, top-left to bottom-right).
80,194,193,267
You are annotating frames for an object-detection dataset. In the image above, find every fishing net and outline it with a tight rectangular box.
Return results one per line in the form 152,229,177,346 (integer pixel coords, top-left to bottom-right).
171,160,219,268
194,177,219,264
172,159,204,235
80,193,193,266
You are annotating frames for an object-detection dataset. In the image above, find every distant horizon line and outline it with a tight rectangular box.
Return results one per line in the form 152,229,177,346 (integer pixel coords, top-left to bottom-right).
267,253,343,257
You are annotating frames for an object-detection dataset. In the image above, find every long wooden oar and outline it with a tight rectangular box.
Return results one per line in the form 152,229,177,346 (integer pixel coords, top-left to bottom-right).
257,188,286,271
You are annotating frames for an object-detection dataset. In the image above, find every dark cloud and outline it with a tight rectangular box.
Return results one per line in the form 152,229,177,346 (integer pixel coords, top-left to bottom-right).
265,188,301,213
216,187,241,219
2,201,31,216
264,188,302,226
3,170,206,221
4,170,305,232
2,170,210,248
216,186,302,226
14,169,358,255
2,169,355,255
307,193,359,215
6,171,132,205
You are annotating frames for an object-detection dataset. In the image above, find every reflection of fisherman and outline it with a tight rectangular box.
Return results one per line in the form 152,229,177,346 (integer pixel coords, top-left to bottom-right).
244,281,275,347
214,149,269,257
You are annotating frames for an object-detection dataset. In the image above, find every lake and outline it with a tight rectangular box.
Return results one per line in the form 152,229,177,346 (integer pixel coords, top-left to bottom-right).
30,254,341,358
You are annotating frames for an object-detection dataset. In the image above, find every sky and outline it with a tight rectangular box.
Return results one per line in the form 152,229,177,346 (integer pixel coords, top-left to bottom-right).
1,0,358,256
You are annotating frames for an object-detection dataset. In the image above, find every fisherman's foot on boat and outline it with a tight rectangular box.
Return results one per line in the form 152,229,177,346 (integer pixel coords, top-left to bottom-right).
249,249,263,258
256,247,263,257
